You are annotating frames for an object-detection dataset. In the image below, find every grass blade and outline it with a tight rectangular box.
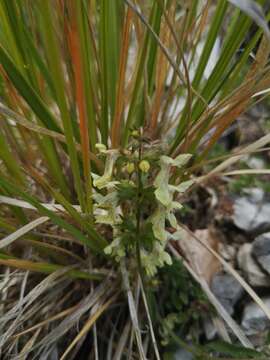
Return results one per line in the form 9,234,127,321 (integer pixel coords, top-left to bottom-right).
0,216,49,249
0,177,106,252
0,253,103,281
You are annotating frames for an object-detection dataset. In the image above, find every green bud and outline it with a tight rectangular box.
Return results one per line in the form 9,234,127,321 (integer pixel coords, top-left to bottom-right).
139,160,150,173
131,129,139,137
95,143,107,152
126,162,135,174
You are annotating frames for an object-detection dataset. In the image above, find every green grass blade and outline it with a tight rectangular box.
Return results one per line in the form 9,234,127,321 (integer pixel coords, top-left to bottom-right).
0,252,104,281
122,1,158,146
0,45,61,132
76,1,98,151
0,176,105,253
38,0,85,210
171,8,255,152
99,0,123,143
192,0,228,90
0,128,25,185
146,1,163,93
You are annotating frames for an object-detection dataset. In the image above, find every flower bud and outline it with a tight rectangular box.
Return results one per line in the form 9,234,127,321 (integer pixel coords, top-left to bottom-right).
131,130,139,137
95,143,107,152
139,160,150,173
126,162,135,174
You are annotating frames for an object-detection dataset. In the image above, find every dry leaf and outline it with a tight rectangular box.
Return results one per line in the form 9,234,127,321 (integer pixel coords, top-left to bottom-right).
178,228,221,283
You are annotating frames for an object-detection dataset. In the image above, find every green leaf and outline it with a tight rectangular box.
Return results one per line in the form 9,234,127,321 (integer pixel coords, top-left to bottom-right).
206,340,265,358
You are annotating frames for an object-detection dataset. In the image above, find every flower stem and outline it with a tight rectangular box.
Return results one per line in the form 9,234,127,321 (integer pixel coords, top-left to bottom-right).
135,140,143,278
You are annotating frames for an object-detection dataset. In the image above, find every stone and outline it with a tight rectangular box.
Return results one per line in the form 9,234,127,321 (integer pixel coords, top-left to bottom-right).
252,232,270,274
211,273,244,315
219,243,236,262
246,156,265,170
242,298,270,335
243,188,264,203
233,189,270,232
237,244,270,287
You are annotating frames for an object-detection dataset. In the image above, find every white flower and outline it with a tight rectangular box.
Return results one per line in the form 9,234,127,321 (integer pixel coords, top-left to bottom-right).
152,154,193,238
169,179,194,193
141,243,172,277
93,190,121,226
104,237,125,259
92,151,119,189
150,204,167,242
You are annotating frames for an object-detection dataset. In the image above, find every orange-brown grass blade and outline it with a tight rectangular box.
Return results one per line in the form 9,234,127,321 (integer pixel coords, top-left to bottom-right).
67,4,92,214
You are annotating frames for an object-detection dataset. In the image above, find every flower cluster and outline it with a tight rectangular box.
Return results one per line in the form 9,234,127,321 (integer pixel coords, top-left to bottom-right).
91,139,194,276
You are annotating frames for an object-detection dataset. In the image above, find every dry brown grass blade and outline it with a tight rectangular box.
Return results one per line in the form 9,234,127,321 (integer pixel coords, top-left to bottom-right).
0,195,82,212
127,279,141,360
222,169,270,176
177,225,270,324
175,62,270,158
120,259,147,360
29,280,114,357
24,238,85,263
188,146,270,174
139,277,161,360
200,100,251,158
204,132,270,179
253,71,270,97
16,328,41,360
12,305,78,339
212,317,232,344
60,294,117,360
0,269,69,348
0,216,49,249
112,320,131,360
199,37,270,158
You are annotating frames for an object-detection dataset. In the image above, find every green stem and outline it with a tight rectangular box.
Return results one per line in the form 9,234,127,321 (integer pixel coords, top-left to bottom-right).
135,141,144,279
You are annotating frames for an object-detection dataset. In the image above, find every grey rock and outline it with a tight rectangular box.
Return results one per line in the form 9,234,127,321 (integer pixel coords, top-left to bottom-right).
243,187,264,203
242,298,270,335
237,244,270,287
233,189,270,232
246,157,265,170
219,243,236,261
174,348,193,360
211,273,244,314
252,232,270,274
